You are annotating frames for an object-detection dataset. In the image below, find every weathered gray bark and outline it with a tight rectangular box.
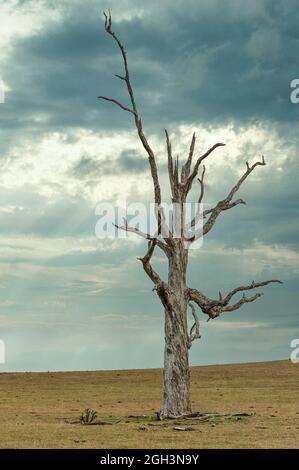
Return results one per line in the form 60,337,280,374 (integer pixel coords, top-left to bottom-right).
160,243,191,418
99,12,282,419
161,303,191,417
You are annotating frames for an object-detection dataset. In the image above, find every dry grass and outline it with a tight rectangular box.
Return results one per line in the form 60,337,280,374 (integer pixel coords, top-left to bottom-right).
0,360,298,448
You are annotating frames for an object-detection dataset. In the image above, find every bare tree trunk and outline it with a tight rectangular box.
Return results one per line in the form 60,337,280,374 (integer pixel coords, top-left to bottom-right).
160,243,191,418
161,304,191,417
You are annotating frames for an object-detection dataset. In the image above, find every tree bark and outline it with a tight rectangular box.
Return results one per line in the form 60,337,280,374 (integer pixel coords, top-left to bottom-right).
160,242,191,418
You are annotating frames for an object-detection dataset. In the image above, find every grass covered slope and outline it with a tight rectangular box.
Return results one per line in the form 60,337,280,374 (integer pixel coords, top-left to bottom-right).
0,360,298,448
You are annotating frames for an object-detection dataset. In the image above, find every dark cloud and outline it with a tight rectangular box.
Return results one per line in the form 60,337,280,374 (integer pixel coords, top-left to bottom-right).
71,155,102,178
1,0,299,152
71,149,147,179
120,149,148,172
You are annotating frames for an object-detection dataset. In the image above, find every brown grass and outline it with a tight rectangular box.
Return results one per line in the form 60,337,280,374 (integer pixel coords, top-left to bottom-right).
0,360,298,448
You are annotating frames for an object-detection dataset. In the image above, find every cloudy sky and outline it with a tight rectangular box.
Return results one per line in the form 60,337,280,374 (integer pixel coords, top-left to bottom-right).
0,0,298,372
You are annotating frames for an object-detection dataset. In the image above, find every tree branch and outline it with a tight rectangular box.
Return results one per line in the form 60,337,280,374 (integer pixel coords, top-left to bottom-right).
101,11,162,213
221,292,263,312
181,132,196,183
187,165,206,231
114,218,168,253
184,143,225,197
187,302,201,348
202,156,266,236
165,130,176,200
188,288,212,311
188,277,282,320
222,279,283,305
97,96,136,115
137,239,165,287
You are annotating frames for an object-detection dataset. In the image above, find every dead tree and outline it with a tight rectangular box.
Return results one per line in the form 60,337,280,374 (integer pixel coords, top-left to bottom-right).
98,12,282,418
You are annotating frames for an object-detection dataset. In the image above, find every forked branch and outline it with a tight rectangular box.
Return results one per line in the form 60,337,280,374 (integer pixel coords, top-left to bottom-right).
114,217,169,253
188,278,282,320
223,279,282,305
203,156,266,235
220,292,263,312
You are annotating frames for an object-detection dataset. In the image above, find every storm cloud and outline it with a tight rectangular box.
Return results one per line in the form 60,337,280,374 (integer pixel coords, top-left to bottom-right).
0,0,298,371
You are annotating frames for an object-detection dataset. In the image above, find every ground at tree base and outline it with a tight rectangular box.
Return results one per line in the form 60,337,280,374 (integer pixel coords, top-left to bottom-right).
0,360,298,448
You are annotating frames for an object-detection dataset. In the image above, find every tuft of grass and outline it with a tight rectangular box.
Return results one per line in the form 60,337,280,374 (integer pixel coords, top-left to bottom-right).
80,408,97,425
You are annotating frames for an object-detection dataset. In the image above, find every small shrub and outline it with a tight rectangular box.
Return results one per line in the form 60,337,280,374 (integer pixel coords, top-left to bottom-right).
80,408,97,425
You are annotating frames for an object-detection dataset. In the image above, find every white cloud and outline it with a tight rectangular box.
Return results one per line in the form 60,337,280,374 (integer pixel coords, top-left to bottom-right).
0,121,291,203
0,0,62,63
210,320,270,329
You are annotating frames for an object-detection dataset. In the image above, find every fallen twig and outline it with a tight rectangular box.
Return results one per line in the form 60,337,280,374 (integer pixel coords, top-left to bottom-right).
182,412,254,421
173,426,195,432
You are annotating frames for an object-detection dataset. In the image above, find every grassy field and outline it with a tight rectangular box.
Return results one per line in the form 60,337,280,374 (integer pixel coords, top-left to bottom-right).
0,360,298,449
